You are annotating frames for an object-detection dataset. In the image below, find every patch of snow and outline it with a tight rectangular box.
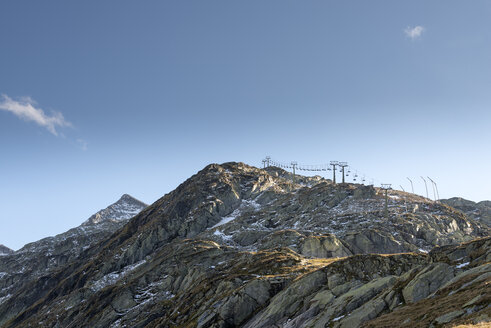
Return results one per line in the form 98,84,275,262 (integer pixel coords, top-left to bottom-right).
0,294,11,305
456,262,469,269
90,260,146,292
0,272,8,279
109,318,123,328
333,315,345,321
213,230,233,241
242,199,262,210
209,199,262,230
418,249,429,253
211,211,240,229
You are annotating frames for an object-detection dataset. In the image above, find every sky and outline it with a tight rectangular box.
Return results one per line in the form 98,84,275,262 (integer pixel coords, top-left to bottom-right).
1,1,491,250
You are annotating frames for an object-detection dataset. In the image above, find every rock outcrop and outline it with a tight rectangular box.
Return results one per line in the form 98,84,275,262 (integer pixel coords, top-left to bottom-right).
364,237,491,328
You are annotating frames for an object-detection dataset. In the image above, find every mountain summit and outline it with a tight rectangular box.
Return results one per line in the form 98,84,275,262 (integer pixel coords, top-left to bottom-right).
0,163,489,328
0,245,13,256
83,193,148,226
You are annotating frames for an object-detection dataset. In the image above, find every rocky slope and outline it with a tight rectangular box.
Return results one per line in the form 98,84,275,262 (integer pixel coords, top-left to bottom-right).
0,246,13,257
0,162,489,327
0,194,147,312
441,197,491,228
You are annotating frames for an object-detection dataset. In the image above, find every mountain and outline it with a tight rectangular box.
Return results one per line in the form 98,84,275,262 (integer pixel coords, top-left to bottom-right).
0,163,489,327
0,194,147,312
82,194,148,226
441,197,491,228
0,246,13,257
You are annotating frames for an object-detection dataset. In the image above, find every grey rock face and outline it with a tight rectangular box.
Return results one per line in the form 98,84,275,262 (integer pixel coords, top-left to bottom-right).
402,262,455,303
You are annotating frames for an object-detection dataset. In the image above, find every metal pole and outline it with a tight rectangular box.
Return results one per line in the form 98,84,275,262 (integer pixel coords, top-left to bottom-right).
400,185,408,212
385,189,388,217
381,184,392,218
338,162,348,183
291,161,297,185
427,177,437,201
330,161,339,184
407,177,414,194
420,176,429,199
428,177,439,201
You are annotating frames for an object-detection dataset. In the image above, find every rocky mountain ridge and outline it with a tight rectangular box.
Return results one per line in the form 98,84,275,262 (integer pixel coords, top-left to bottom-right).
0,194,147,313
0,162,489,327
441,197,491,228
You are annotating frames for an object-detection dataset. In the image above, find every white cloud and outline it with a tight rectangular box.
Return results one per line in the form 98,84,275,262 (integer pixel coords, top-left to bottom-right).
0,94,72,136
404,26,425,40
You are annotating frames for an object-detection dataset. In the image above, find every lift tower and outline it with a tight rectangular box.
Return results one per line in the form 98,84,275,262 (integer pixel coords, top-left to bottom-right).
330,161,339,184
291,161,298,185
338,162,348,183
381,184,392,218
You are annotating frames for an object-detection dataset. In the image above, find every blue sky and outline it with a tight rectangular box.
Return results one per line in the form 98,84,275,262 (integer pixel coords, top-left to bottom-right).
1,1,491,250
